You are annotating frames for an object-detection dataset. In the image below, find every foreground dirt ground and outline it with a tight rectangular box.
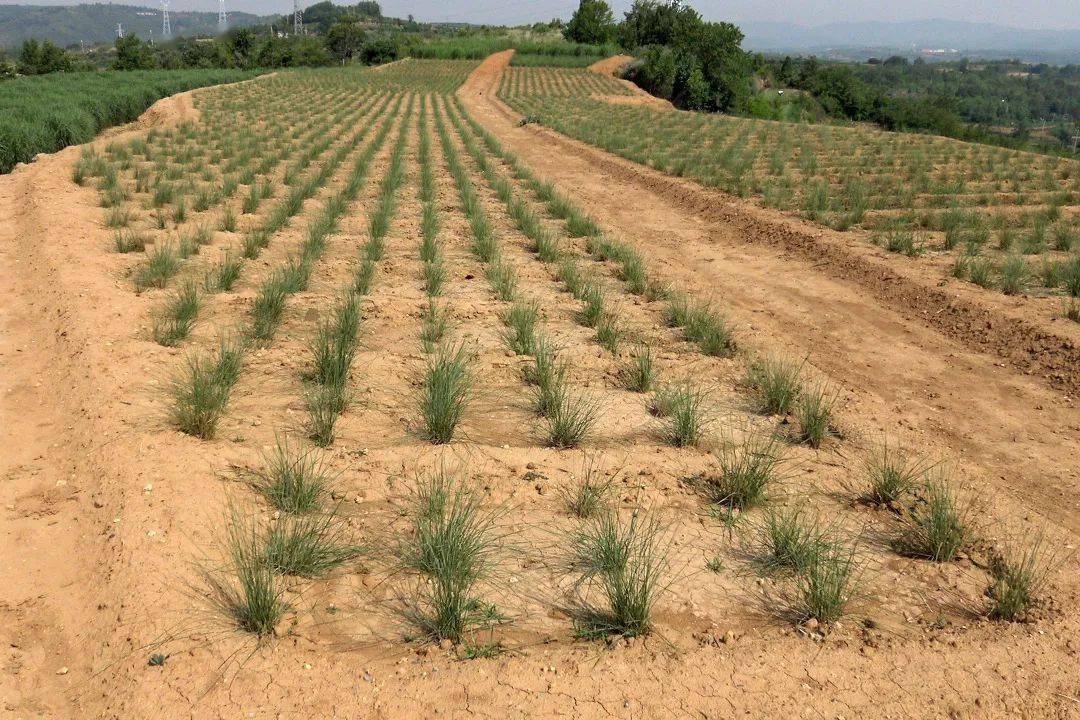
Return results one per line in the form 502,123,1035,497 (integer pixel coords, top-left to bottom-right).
1,57,1078,719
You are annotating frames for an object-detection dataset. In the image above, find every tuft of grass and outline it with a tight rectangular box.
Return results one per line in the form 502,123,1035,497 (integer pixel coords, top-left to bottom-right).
896,477,971,562
595,313,624,354
501,300,539,356
577,282,606,328
757,506,831,574
987,536,1051,622
219,206,238,232
568,511,669,638
528,337,568,418
545,389,600,448
420,342,474,444
999,255,1028,296
249,277,288,341
307,384,347,448
262,512,362,578
400,469,502,643
559,460,614,519
744,355,803,415
135,243,181,290
252,438,331,513
423,258,447,297
204,252,242,292
421,300,449,354
620,345,655,393
169,340,243,439
152,282,200,346
106,206,132,228
660,383,708,447
114,229,148,253
862,441,930,506
787,542,860,626
697,432,785,510
485,258,517,301
794,384,835,448
204,512,287,637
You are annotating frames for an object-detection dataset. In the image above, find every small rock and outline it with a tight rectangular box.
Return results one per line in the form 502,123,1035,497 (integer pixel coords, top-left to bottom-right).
722,630,736,644
56,667,69,676
804,618,820,631
439,639,453,651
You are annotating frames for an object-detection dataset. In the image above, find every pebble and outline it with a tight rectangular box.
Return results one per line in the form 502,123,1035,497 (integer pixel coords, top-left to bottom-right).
56,667,69,675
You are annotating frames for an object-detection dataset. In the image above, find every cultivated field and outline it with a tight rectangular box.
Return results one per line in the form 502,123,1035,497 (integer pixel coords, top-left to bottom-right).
0,54,1078,719
501,64,1080,315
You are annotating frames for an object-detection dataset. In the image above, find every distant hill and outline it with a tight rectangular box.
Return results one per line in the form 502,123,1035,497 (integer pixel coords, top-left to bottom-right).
0,3,269,49
741,19,1080,61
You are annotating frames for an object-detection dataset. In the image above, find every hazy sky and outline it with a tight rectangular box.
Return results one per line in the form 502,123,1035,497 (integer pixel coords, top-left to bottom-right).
1,0,1077,30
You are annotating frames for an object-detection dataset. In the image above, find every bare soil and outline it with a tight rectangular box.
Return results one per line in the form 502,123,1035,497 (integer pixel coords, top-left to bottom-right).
0,56,1078,720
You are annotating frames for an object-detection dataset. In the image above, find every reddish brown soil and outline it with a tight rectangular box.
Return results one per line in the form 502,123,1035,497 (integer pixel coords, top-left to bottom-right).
0,57,1077,720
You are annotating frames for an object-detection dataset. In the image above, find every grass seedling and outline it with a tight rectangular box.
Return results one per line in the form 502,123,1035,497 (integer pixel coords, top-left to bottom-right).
862,441,931,506
988,535,1052,622
559,462,614,519
999,255,1028,295
787,542,860,626
152,282,200,346
744,355,804,415
400,469,502,643
757,506,831,574
620,345,655,392
794,384,836,448
568,511,669,638
263,512,362,578
135,243,180,291
697,432,785,510
420,300,449,354
545,390,600,448
661,383,708,448
501,300,539,356
114,230,148,253
252,438,331,513
204,512,286,637
485,258,517,301
896,477,971,562
169,340,243,439
307,384,347,447
595,313,624,354
205,253,242,293
420,342,473,444
423,258,447,297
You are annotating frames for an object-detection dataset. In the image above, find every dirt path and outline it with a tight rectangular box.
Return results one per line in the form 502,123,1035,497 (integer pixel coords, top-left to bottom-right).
459,51,1080,535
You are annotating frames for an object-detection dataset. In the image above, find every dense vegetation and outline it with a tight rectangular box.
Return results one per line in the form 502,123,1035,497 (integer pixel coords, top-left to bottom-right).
0,68,256,172
756,55,1079,154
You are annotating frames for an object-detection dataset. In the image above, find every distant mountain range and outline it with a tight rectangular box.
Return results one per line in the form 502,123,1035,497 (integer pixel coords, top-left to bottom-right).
741,19,1080,58
0,3,268,48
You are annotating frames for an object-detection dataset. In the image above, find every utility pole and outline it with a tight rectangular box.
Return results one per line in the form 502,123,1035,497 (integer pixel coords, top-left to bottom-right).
218,0,227,32
161,0,171,40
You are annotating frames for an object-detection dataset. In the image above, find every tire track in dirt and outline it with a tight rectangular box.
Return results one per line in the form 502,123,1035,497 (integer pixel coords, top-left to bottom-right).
459,51,1080,536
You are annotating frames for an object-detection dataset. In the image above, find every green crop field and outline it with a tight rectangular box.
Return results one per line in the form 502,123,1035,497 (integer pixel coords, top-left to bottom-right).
500,65,1079,301
0,68,259,174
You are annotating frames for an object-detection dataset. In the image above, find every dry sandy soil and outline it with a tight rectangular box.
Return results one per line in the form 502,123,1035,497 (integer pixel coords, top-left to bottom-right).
1,55,1078,719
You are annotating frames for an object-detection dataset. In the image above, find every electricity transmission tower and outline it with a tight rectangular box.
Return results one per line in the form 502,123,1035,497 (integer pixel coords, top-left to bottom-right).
161,0,171,40
116,23,124,39
293,0,303,36
218,0,227,32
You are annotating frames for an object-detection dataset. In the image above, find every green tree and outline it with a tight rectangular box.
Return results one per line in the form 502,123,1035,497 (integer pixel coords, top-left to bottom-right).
326,17,366,62
112,36,156,70
564,0,615,44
